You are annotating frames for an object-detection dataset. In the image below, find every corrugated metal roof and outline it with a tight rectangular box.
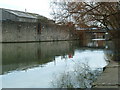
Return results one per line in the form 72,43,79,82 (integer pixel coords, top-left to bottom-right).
4,9,39,19
1,8,50,22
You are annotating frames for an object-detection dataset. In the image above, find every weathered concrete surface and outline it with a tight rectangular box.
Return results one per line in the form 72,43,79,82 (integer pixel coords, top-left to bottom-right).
2,21,77,42
93,59,120,88
0,9,2,42
1,8,78,42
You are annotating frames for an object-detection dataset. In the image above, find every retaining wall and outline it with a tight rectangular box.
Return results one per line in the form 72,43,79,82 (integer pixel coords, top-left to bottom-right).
2,21,77,42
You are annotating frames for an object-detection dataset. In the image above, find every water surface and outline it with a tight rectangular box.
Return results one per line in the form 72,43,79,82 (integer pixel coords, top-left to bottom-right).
1,40,110,88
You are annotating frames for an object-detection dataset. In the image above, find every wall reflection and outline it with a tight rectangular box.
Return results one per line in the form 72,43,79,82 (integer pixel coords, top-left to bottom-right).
2,41,79,75
1,40,113,88
2,38,116,75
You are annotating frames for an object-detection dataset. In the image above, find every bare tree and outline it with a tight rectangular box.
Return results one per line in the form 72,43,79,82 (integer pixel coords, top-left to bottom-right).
50,1,120,30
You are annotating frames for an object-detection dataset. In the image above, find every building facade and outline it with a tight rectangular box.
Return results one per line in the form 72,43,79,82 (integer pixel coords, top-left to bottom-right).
0,8,77,42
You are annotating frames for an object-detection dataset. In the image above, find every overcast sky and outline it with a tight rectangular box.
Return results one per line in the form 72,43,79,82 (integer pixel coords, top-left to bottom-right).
0,0,52,19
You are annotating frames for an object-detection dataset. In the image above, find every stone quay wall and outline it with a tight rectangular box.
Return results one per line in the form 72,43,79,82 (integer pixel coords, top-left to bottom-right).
2,21,77,43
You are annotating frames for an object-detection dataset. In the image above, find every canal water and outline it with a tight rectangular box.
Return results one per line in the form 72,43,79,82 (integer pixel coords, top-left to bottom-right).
0,40,113,88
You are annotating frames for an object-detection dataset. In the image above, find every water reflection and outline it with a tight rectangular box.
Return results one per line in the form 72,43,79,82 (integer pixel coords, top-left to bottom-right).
81,39,106,48
1,40,110,88
2,41,79,75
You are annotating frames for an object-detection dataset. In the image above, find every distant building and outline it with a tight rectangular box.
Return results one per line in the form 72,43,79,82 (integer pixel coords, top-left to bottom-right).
0,8,77,42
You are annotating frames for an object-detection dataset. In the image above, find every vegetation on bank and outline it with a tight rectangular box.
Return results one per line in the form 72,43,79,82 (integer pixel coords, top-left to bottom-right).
51,63,103,88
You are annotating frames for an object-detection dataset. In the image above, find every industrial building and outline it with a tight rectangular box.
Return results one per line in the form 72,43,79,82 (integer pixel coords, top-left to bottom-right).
0,8,76,42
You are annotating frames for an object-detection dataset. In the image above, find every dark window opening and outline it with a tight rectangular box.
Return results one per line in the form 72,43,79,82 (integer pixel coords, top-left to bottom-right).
37,23,41,34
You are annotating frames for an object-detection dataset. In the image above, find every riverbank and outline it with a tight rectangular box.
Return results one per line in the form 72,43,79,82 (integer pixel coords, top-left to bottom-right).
92,59,120,88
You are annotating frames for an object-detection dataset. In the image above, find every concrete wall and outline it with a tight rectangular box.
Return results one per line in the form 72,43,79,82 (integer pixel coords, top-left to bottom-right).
39,23,74,41
1,8,78,42
2,21,37,42
0,9,2,21
0,9,2,77
2,21,77,42
0,9,2,42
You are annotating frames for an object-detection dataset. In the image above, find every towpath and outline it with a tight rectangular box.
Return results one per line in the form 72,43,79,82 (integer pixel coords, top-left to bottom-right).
93,59,120,88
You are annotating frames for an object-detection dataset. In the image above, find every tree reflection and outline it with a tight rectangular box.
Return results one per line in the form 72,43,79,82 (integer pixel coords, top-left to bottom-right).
51,63,103,88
